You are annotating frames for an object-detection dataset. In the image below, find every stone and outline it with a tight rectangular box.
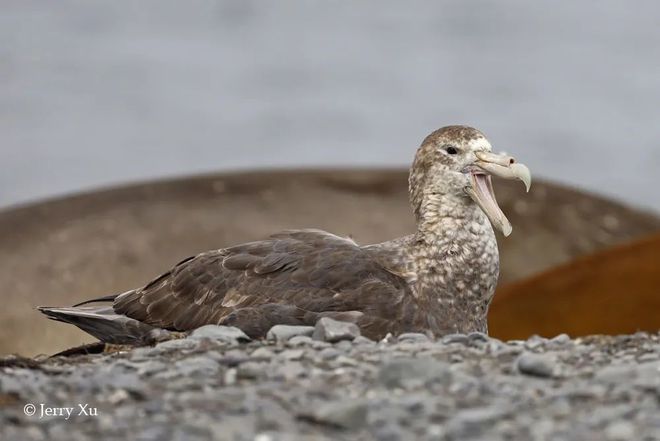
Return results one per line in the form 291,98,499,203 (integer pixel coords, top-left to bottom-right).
189,325,251,343
634,362,660,389
335,355,358,367
147,337,200,354
524,335,549,350
397,333,430,343
173,356,220,377
446,407,510,438
638,352,660,363
287,335,314,346
378,358,451,389
280,349,305,361
3,316,659,441
266,325,315,342
515,353,556,378
304,400,369,430
595,364,637,383
442,334,469,345
135,360,168,376
312,318,360,343
237,362,264,380
250,347,276,360
318,347,341,360
550,333,571,345
605,421,635,440
467,332,490,343
353,335,376,345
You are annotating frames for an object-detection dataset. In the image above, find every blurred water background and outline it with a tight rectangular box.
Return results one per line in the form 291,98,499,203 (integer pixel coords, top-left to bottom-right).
1,1,659,211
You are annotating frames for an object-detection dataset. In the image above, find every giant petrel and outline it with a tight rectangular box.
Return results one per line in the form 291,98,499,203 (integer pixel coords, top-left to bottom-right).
39,126,531,343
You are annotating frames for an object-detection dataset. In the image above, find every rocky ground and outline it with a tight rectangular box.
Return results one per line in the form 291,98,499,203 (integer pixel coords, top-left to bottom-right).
1,319,659,441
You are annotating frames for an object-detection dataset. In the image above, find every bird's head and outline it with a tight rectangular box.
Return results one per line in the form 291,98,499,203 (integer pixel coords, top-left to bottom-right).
409,125,531,237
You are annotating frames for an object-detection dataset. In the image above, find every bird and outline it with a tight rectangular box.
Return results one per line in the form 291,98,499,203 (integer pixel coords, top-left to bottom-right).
38,125,531,344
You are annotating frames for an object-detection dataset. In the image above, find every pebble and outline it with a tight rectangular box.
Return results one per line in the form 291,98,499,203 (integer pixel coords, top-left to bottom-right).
605,421,635,440
266,325,315,342
318,347,341,360
595,364,637,383
312,318,360,343
251,347,276,360
550,333,571,345
305,399,369,430
524,335,549,350
468,332,490,343
2,331,658,440
236,361,264,380
280,349,304,361
442,334,469,345
397,333,430,343
353,335,376,345
173,356,220,377
189,325,251,343
286,335,314,347
446,406,510,438
150,338,199,353
516,352,556,378
638,352,659,363
378,358,451,389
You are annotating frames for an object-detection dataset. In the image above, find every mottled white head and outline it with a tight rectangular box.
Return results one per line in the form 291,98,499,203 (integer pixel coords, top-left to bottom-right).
409,125,531,236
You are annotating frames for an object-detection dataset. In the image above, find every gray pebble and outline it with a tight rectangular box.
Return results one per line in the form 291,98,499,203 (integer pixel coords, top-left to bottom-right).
334,340,354,351
311,340,331,349
287,335,314,346
550,333,571,345
135,360,168,376
280,349,305,361
595,364,637,383
335,355,359,367
378,358,451,389
442,334,469,345
353,335,376,345
151,337,199,353
189,325,251,343
605,421,635,440
266,325,315,342
525,335,549,350
173,356,220,377
638,352,660,363
397,333,430,343
251,347,276,360
318,347,341,360
468,331,490,343
313,318,360,343
3,320,659,441
304,399,368,430
447,407,510,438
516,352,556,378
237,361,264,380
634,362,660,389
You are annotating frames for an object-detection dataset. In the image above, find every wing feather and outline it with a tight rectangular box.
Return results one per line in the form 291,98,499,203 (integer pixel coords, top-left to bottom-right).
113,229,409,335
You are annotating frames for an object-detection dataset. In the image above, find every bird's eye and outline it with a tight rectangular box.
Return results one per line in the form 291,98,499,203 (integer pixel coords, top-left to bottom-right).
445,146,458,155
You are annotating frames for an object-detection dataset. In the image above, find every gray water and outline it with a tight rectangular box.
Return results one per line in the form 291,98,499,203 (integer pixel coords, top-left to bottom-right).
1,1,659,211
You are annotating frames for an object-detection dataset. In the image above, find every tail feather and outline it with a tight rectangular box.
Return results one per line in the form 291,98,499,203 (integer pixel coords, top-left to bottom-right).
37,305,169,345
71,293,121,307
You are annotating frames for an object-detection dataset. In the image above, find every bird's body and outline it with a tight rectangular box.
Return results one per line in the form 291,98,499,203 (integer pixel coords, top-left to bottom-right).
39,125,530,344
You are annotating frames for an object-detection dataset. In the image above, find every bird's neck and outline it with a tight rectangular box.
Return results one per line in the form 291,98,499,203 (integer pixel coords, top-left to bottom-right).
409,192,500,335
414,192,489,245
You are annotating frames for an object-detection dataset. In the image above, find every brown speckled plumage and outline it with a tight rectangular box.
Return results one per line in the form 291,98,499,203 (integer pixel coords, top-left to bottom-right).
39,125,521,344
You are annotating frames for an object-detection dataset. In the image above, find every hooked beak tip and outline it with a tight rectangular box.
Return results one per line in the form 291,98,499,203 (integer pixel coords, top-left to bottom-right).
474,153,532,193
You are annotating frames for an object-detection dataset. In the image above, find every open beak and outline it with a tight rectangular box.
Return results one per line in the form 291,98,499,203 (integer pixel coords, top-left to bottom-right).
464,151,531,237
